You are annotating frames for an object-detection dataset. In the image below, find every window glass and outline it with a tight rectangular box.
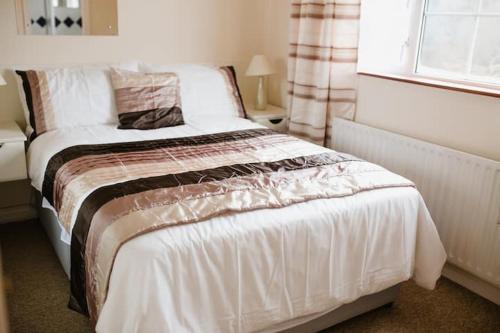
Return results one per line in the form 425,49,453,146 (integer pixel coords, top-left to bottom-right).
471,18,500,80
417,0,500,84
427,0,478,12
419,16,475,75
481,0,500,12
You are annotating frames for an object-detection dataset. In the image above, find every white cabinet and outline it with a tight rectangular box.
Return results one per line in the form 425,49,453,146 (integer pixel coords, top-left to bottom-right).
0,121,27,182
246,104,288,133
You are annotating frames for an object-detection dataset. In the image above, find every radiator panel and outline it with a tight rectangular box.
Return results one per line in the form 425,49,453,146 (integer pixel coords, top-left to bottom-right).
332,118,500,288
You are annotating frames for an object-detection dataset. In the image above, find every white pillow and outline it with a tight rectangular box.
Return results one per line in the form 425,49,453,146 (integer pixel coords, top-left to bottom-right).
14,62,139,139
139,63,246,121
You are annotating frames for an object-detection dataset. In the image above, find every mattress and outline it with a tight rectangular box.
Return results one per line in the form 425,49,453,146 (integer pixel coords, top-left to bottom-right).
28,117,446,332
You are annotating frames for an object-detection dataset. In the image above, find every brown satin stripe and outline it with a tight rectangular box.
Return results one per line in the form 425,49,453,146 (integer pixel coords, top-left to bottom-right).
56,134,291,179
53,134,294,211
55,134,291,182
117,106,184,130
76,155,351,229
86,160,361,247
43,129,275,206
55,139,325,229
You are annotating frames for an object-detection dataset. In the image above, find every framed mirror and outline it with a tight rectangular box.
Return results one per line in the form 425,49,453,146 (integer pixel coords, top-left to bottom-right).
15,0,118,36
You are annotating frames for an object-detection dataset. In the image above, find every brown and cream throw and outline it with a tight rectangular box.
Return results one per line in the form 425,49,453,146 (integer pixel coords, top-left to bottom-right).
41,129,414,322
110,68,184,130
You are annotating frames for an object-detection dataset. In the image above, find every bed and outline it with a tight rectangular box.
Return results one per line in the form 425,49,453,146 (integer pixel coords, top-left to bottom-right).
18,63,446,332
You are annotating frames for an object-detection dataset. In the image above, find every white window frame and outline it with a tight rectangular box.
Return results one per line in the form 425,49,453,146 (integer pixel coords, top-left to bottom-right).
411,0,500,89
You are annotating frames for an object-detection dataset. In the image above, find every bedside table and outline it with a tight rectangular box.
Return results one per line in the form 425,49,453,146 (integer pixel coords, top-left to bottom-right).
246,104,288,133
0,121,27,182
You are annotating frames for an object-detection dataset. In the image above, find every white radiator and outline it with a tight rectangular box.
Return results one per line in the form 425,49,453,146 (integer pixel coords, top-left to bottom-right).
332,118,500,289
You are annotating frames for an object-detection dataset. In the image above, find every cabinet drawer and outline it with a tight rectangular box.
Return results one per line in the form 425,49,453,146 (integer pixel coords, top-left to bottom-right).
0,142,27,182
255,117,288,133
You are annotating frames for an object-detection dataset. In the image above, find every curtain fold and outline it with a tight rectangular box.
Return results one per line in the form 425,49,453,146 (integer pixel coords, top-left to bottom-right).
288,0,361,146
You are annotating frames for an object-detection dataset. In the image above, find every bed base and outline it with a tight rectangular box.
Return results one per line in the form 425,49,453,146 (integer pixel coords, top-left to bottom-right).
38,202,71,278
37,199,400,332
274,285,399,332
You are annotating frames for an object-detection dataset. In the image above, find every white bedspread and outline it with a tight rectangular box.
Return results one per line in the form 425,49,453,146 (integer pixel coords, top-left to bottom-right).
27,117,446,333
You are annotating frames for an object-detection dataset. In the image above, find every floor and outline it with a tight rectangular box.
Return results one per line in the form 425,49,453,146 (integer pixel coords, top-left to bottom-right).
0,220,499,333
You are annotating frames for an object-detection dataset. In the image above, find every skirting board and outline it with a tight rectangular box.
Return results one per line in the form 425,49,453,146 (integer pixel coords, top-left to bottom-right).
0,205,37,224
443,263,500,305
38,205,71,278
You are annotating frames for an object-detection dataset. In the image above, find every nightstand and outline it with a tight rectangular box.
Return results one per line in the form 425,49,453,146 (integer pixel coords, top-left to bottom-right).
246,104,288,133
0,121,27,182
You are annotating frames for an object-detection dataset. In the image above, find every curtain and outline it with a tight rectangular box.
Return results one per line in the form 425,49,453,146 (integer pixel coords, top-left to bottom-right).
288,0,361,146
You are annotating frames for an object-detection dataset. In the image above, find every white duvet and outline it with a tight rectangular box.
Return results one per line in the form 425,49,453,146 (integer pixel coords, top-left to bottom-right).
27,117,446,333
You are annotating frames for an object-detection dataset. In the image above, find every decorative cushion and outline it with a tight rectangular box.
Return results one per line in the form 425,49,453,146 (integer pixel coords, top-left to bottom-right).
110,69,184,130
139,63,247,121
15,62,139,140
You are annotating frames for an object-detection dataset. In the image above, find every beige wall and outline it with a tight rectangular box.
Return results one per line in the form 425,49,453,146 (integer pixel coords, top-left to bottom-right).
258,0,290,109
0,0,272,125
356,76,500,161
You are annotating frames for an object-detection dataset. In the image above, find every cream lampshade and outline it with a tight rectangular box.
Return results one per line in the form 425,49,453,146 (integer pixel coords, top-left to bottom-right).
0,73,6,86
246,55,275,110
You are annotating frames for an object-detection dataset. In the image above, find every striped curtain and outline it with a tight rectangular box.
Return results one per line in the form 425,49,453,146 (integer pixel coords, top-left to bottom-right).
288,0,361,146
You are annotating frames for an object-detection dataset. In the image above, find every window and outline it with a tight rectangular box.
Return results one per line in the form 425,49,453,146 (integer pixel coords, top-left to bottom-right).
358,0,500,91
416,0,500,85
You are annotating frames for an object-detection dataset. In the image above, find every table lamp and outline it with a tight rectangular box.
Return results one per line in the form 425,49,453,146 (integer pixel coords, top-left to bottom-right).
246,55,275,110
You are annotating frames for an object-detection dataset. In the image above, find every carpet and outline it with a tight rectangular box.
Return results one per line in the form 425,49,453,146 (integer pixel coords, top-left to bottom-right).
0,221,498,333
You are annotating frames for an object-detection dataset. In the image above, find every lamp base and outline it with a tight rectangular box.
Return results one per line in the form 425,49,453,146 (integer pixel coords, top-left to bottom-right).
255,76,268,111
